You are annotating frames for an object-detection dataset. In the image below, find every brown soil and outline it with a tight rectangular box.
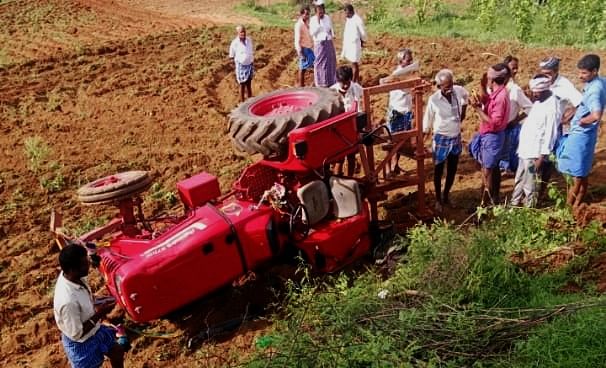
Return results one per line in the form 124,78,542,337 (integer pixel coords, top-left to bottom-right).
1,1,606,367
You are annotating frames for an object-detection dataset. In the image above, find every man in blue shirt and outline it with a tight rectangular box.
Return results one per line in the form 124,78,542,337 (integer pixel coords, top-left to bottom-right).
556,54,606,207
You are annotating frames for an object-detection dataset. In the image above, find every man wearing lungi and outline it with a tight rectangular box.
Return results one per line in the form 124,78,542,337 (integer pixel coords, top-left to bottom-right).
556,54,606,208
511,75,561,207
499,55,533,175
310,0,336,88
469,64,511,205
229,25,254,102
382,48,418,177
538,56,583,197
341,3,367,83
294,6,315,87
54,244,125,368
423,69,469,212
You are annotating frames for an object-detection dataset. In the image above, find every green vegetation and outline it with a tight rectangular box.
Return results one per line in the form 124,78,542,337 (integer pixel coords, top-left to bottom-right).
247,204,606,367
238,0,606,49
23,136,51,173
148,182,178,209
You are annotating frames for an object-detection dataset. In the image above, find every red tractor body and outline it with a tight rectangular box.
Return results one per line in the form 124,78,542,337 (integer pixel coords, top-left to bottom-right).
89,110,371,322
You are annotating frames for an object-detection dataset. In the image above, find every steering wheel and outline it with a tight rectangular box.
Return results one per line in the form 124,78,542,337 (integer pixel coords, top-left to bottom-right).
289,204,310,241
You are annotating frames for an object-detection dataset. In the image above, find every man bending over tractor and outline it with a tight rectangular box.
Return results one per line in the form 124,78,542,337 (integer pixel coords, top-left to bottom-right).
229,25,254,102
331,65,363,176
556,54,606,208
54,244,125,368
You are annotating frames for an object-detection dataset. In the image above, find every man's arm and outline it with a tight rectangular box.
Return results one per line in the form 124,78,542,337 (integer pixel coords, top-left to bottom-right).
357,15,367,43
422,100,434,140
294,21,301,55
461,105,468,122
579,84,605,125
579,110,604,125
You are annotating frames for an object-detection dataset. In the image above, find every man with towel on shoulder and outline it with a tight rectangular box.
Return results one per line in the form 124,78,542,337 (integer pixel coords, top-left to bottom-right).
229,25,254,102
511,75,561,207
556,54,606,208
294,5,315,87
310,0,337,87
469,63,511,205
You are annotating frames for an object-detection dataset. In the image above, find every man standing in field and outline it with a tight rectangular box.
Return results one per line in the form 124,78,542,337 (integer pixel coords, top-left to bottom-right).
499,55,533,175
556,54,606,207
423,69,469,212
54,243,125,368
511,75,561,207
294,5,315,87
229,25,254,102
537,56,583,195
469,64,511,205
341,3,367,83
310,0,337,87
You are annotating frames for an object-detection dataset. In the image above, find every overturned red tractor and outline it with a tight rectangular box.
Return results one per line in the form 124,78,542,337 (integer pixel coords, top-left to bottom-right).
56,81,431,323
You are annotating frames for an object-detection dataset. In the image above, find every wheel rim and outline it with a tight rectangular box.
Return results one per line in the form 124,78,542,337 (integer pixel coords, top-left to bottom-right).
249,91,319,117
89,175,121,188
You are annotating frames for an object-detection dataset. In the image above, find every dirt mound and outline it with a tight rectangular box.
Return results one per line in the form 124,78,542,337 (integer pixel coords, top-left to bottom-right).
573,203,606,228
1,0,605,366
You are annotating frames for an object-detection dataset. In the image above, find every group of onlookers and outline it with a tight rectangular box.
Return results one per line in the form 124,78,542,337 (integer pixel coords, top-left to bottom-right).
228,3,605,212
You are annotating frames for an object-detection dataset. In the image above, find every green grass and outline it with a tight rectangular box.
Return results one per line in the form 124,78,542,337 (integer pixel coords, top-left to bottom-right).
245,203,606,367
236,0,606,49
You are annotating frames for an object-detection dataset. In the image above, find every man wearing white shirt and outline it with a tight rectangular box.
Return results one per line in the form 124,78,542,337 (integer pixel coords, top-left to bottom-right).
54,244,124,368
538,56,582,196
341,4,367,83
309,0,336,87
511,76,562,207
500,55,533,175
229,25,254,102
422,69,469,211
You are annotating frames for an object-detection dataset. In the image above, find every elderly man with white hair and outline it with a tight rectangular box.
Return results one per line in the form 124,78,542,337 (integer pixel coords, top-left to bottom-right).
510,75,562,207
228,25,254,102
422,69,469,211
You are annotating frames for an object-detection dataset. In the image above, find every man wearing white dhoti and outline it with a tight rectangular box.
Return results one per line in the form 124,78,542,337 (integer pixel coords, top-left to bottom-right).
341,3,367,83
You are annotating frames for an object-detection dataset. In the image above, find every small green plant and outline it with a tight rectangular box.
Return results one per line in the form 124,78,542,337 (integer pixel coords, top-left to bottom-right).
148,182,178,208
23,136,51,173
46,89,63,111
40,171,65,193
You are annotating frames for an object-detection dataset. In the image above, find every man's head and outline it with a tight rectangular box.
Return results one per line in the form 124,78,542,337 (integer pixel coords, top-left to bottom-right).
539,56,560,84
236,25,246,41
336,65,353,91
300,5,310,21
487,63,510,87
529,74,552,102
313,0,325,17
344,4,354,18
503,55,519,79
435,69,454,97
397,48,413,67
59,243,89,279
577,54,600,83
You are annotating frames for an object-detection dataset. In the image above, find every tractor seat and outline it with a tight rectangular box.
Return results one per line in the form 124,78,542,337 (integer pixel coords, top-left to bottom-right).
297,180,330,226
330,177,362,218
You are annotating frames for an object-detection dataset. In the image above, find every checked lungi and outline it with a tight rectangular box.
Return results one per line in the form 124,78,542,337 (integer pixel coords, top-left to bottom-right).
314,39,336,87
62,325,117,368
235,61,254,84
387,110,413,133
432,133,462,165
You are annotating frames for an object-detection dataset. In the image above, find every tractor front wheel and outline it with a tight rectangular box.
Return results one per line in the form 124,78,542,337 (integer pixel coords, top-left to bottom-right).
77,171,153,204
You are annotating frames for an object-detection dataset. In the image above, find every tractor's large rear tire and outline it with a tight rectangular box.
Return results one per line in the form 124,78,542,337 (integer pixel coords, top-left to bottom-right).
228,87,344,157
77,171,153,204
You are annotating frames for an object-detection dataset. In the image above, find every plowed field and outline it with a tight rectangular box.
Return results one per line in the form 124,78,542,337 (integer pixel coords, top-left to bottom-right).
1,1,605,367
